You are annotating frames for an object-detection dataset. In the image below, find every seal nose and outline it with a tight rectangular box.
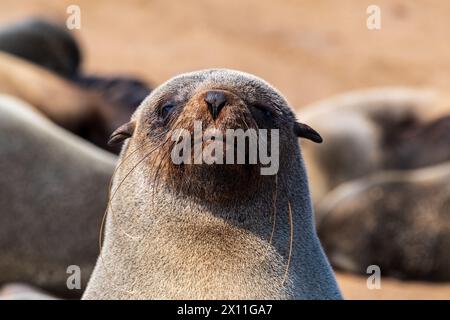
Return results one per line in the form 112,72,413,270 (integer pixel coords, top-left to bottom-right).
204,91,227,120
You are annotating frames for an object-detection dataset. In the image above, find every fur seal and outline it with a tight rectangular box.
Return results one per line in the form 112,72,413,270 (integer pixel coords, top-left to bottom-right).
0,51,132,153
83,69,342,300
298,88,450,205
316,162,450,281
73,74,151,113
0,18,81,78
0,18,151,107
0,94,116,298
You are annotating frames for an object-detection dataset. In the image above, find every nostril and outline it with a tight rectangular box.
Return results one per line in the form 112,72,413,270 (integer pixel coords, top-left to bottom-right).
204,91,227,120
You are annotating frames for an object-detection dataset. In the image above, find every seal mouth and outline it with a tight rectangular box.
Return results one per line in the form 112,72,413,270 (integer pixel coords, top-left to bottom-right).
177,116,273,165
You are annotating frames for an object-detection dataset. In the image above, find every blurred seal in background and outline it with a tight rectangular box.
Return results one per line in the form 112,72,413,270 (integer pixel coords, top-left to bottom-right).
0,18,81,78
298,88,450,206
73,74,151,114
316,162,450,281
0,18,152,152
0,94,116,298
0,51,129,153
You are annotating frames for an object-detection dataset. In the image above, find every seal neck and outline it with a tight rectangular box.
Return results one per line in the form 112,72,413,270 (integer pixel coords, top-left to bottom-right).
95,147,341,299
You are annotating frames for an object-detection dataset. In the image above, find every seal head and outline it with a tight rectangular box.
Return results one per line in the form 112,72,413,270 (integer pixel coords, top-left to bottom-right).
110,69,321,201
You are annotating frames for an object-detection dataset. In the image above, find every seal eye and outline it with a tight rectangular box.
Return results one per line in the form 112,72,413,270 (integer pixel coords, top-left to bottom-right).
252,104,273,119
160,102,176,120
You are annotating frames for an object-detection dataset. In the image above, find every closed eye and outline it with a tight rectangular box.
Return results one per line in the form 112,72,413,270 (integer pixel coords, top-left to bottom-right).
160,102,177,120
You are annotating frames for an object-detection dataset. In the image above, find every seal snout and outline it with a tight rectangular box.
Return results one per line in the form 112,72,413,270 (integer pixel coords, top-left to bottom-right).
204,90,228,120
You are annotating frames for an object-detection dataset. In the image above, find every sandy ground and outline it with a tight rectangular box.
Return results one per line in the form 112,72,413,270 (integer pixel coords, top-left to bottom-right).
337,273,450,300
0,0,449,299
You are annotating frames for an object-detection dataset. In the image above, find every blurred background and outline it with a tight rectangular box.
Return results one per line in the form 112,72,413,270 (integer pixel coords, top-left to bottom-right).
0,0,449,299
2,0,450,107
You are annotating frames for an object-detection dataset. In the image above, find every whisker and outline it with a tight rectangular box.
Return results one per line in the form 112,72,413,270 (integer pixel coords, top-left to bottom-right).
150,117,186,199
109,140,165,202
107,138,168,233
269,174,278,244
98,135,165,253
151,133,173,187
242,118,250,130
97,136,167,295
282,200,294,286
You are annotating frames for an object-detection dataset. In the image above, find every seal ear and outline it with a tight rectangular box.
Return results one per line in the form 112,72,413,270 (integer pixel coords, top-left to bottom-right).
108,121,136,145
294,122,323,143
